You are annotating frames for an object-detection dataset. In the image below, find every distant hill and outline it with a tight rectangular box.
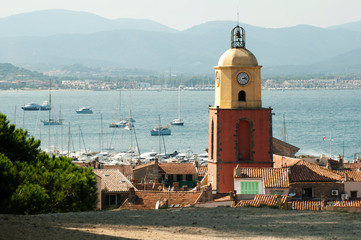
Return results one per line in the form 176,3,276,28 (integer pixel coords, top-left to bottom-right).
0,63,44,80
0,9,176,37
329,20,361,32
1,10,361,75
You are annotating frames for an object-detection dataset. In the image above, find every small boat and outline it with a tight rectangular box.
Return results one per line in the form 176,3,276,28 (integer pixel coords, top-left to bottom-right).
171,86,184,125
109,119,128,128
171,118,184,126
21,101,50,111
151,125,171,136
42,118,63,125
76,106,93,114
124,122,134,130
42,80,63,126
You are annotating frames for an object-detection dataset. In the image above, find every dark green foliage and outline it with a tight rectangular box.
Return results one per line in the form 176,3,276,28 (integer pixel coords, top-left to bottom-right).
0,114,41,163
0,113,97,214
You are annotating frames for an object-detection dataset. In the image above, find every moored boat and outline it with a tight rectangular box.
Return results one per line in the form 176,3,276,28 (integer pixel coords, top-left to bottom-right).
171,86,184,126
150,125,171,136
21,101,50,111
171,118,184,125
76,106,93,114
109,119,128,128
42,118,63,125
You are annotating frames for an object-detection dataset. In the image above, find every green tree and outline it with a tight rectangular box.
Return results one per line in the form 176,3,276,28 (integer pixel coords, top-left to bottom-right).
0,113,97,214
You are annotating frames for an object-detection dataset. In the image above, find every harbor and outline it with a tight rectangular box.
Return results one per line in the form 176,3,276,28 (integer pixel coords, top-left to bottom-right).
2,88,361,162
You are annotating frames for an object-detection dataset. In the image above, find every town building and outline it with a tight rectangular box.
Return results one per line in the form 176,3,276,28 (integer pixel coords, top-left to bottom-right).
93,169,136,210
132,161,199,190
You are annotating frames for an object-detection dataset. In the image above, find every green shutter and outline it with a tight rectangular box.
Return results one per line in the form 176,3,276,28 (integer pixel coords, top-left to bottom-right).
241,181,259,194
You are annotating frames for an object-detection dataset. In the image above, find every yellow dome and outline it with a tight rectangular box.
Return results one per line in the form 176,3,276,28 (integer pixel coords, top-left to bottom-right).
217,48,258,67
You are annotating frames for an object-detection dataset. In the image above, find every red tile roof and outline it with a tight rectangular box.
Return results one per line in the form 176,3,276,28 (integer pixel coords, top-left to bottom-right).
237,194,288,207
290,160,343,182
239,198,361,211
133,162,197,175
344,162,361,170
103,164,133,178
133,161,156,170
336,169,361,181
121,191,202,210
235,167,289,188
159,163,197,175
334,200,361,207
93,169,136,192
291,200,323,211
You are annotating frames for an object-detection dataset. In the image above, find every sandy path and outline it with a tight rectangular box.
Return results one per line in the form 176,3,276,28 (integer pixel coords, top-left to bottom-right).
1,207,360,240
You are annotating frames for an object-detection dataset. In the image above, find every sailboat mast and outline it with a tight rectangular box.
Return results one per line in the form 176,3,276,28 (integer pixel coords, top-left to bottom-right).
178,86,181,119
49,79,51,122
67,122,70,158
282,114,287,142
100,113,104,152
48,79,51,152
158,115,161,159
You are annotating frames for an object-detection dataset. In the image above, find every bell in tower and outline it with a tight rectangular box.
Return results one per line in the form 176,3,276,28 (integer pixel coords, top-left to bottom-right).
231,25,245,48
208,25,273,193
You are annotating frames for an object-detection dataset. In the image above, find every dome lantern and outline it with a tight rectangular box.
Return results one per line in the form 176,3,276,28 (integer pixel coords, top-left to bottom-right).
231,25,245,48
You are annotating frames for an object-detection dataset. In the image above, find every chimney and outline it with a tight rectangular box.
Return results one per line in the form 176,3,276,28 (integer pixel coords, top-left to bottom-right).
235,167,242,177
338,155,344,169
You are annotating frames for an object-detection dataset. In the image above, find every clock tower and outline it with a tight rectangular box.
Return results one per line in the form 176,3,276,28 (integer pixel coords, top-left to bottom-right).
208,25,273,193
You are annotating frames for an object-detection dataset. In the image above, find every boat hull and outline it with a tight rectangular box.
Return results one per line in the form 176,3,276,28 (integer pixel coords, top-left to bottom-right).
76,107,93,114
150,129,171,136
42,119,63,125
171,119,184,126
76,110,93,114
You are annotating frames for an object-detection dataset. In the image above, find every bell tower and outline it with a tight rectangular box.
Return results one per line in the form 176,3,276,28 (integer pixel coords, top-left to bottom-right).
208,25,273,193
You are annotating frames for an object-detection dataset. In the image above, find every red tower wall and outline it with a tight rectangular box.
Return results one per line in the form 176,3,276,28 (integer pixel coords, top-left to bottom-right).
208,107,273,193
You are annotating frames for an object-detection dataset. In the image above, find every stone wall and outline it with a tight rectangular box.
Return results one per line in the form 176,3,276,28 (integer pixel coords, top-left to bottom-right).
289,182,344,200
133,164,160,183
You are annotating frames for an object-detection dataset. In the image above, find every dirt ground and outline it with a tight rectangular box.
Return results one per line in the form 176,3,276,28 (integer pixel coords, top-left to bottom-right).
1,207,360,240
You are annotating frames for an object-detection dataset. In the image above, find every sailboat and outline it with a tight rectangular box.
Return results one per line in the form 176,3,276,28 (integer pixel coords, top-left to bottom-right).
42,80,63,125
151,115,171,136
109,89,128,128
171,86,184,126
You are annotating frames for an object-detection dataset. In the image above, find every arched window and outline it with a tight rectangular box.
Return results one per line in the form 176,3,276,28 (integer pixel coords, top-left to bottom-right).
238,91,246,101
237,120,251,161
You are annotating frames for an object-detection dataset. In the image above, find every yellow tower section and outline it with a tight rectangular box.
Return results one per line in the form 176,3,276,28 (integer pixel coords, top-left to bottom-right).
214,26,262,109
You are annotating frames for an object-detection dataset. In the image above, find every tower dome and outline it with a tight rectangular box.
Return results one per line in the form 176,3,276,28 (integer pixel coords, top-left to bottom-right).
217,48,258,67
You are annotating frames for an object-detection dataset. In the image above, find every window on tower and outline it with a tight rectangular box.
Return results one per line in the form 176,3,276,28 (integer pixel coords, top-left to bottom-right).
237,120,251,161
238,91,246,101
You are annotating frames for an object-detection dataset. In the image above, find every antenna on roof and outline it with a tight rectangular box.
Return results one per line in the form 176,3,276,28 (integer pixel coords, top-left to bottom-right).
237,7,240,26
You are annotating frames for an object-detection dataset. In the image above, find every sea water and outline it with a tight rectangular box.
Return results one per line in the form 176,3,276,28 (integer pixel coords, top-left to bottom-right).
1,89,361,161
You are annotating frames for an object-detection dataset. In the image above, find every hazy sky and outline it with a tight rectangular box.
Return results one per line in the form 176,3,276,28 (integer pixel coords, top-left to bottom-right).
1,0,361,30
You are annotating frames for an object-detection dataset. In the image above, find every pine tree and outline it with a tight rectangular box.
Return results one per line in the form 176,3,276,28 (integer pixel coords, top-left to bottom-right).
0,113,97,214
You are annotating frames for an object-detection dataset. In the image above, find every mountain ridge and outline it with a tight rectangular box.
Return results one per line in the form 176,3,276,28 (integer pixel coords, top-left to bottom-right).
1,10,361,75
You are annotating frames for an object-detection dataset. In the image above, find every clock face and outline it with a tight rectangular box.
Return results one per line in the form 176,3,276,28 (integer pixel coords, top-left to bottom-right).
237,72,249,85
216,72,220,87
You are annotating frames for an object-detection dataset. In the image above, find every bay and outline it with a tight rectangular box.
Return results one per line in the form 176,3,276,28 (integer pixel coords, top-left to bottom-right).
1,89,360,161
